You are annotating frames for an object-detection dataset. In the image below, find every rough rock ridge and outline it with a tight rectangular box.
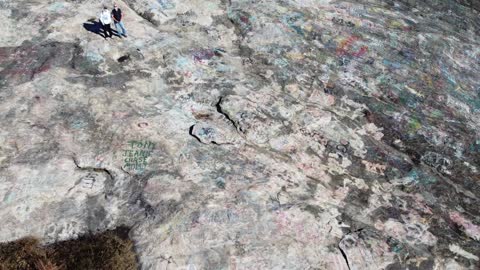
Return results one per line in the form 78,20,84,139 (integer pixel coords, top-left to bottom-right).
0,0,479,269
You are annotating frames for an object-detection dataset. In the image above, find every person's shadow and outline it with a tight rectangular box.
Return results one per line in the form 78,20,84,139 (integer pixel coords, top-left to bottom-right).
83,19,104,37
83,18,121,38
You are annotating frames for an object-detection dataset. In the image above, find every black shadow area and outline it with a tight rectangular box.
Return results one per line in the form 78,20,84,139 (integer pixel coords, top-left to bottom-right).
83,20,105,38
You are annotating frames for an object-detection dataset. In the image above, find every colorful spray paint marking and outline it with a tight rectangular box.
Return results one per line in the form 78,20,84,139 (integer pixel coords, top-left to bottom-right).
406,169,437,185
469,140,480,153
192,48,225,64
48,2,65,12
123,140,155,172
228,10,253,34
336,36,368,58
157,0,175,10
3,190,16,204
282,13,305,36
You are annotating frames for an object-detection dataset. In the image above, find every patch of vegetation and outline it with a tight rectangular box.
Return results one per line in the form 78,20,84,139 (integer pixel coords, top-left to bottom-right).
0,227,138,270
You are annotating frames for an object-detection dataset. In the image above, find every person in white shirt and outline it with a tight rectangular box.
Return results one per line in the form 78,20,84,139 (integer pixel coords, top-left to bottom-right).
99,6,113,38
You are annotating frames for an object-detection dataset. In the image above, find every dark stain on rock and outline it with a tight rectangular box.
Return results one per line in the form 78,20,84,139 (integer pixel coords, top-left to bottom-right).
0,41,77,86
86,196,108,231
66,70,151,89
302,204,323,218
117,54,130,63
344,187,372,208
70,43,103,75
15,141,60,166
370,206,404,222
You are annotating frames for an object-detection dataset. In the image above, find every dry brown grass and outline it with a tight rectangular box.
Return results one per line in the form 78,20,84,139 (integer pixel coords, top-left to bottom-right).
34,259,63,270
0,227,138,270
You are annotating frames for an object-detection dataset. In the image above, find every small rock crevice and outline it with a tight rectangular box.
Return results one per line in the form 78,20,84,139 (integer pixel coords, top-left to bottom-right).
189,125,202,143
338,243,351,270
72,155,114,181
71,155,116,198
128,172,158,220
215,97,239,131
72,155,157,222
188,124,234,145
123,2,162,26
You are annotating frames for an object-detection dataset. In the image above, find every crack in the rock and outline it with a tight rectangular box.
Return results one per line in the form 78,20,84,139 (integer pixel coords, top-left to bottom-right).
129,171,174,221
72,155,114,181
338,243,351,270
215,96,240,131
188,124,202,143
123,2,162,26
211,140,234,146
30,57,50,80
352,227,364,234
188,124,234,145
133,191,155,219
121,166,132,176
71,155,115,198
337,234,352,270
70,42,82,70
71,157,158,231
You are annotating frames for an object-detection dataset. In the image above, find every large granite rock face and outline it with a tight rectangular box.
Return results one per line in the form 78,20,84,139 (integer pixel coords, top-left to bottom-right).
1,0,479,269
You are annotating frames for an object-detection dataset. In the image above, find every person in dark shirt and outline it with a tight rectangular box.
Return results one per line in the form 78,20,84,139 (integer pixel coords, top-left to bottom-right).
112,3,127,38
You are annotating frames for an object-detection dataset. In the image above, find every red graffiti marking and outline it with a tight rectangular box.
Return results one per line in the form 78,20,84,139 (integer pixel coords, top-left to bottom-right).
352,46,368,57
336,36,358,55
37,63,51,73
112,111,129,119
336,36,368,57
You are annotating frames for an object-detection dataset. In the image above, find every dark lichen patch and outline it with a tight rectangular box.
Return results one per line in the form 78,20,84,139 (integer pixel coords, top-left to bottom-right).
0,42,79,87
66,70,151,89
70,44,104,75
427,216,480,266
51,106,98,133
343,187,372,208
370,206,405,222
14,141,60,166
0,227,138,270
302,204,323,218
139,11,159,26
